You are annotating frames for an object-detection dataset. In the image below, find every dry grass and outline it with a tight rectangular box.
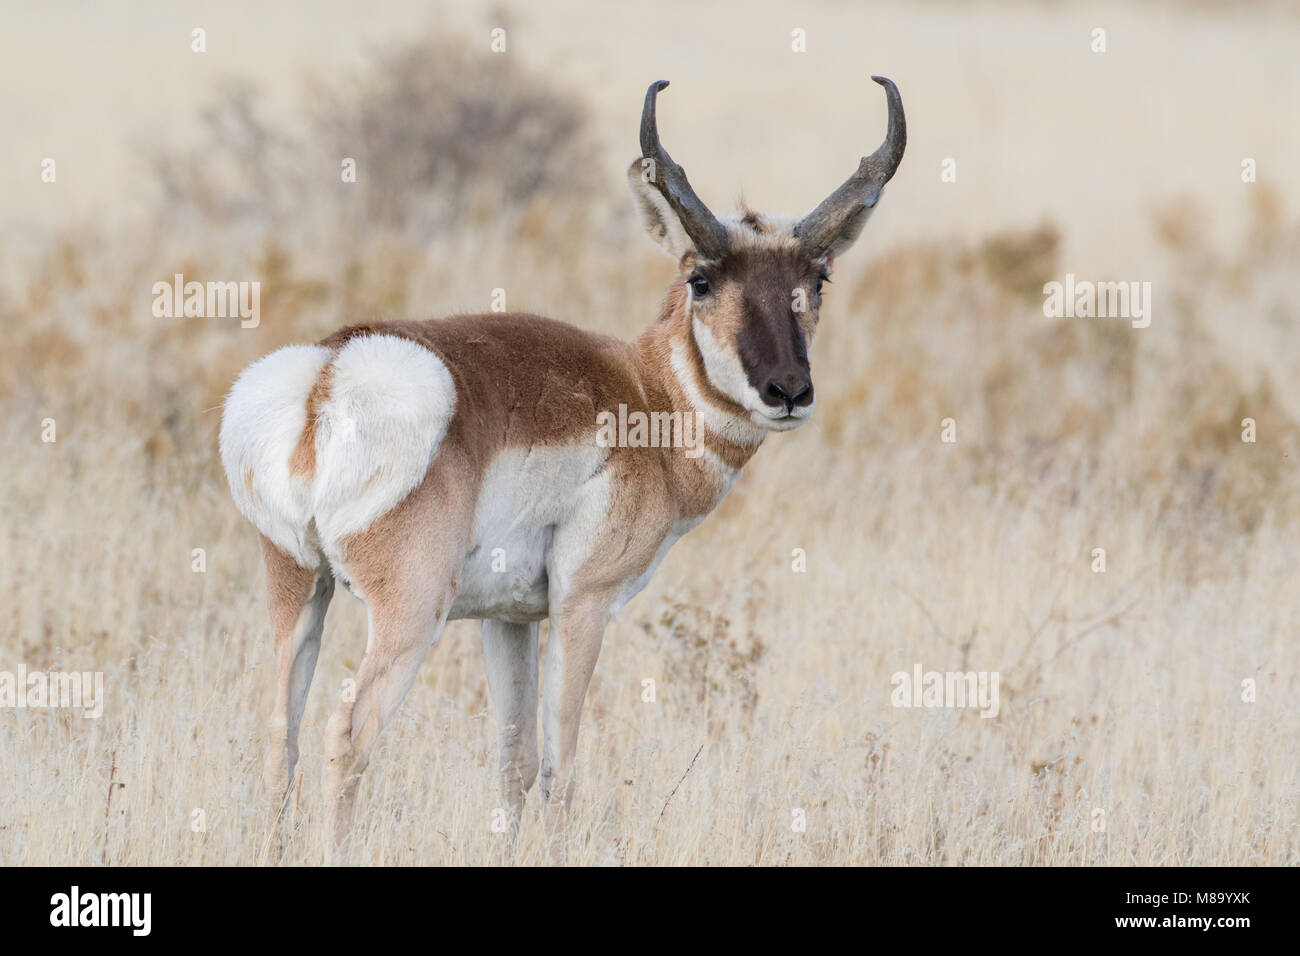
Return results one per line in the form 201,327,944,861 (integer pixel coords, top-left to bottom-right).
1,2,1298,866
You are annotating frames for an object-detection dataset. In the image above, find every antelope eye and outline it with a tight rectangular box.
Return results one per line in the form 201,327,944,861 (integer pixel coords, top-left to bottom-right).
688,275,710,297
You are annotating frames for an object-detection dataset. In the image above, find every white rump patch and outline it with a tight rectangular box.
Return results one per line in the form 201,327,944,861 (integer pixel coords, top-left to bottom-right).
312,334,456,548
220,344,333,566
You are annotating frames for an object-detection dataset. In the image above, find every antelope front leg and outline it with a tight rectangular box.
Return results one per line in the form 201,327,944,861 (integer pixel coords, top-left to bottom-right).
539,593,611,861
482,619,540,829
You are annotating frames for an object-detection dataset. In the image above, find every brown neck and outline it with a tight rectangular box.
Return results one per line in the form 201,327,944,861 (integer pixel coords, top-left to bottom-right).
632,285,767,520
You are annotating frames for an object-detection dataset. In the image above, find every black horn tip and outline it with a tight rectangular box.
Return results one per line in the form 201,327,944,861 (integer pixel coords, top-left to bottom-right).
871,75,897,93
641,82,671,155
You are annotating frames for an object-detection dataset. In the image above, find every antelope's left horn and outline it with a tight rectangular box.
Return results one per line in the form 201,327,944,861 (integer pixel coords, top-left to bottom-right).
794,76,906,258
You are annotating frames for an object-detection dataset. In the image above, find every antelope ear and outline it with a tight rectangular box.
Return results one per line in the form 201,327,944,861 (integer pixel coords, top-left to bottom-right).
627,159,694,259
822,202,878,258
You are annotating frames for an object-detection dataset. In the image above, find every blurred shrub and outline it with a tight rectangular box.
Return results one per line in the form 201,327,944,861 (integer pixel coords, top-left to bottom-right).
639,601,765,734
152,82,298,227
150,32,593,237
310,37,592,233
973,222,1060,303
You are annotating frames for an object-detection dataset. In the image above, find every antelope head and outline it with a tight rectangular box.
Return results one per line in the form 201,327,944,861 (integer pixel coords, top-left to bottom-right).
629,76,906,431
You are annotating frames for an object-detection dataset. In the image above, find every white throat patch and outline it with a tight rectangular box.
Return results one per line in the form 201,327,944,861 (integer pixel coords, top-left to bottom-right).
669,332,767,447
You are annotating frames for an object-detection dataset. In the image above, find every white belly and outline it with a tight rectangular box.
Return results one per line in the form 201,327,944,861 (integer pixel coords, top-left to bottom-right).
448,444,608,622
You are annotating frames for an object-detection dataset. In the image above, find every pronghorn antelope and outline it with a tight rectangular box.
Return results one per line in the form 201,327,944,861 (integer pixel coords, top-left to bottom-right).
220,76,905,857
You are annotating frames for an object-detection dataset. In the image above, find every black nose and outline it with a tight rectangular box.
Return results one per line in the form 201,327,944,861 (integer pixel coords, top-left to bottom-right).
765,375,813,413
